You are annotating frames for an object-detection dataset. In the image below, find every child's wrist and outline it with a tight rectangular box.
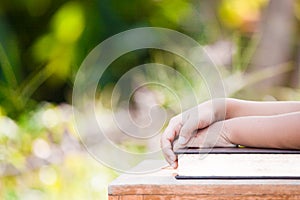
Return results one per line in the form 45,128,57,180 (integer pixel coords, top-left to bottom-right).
224,98,237,120
209,98,228,122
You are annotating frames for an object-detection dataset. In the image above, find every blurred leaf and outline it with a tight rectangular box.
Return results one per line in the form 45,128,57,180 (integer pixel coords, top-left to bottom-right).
149,0,192,28
20,66,55,104
0,43,18,89
52,2,85,43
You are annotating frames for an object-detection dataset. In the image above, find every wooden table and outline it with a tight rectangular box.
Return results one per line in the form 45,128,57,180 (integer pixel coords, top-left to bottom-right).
108,160,300,199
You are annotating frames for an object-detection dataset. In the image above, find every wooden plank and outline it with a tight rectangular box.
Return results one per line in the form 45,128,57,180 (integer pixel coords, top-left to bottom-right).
110,184,300,195
108,160,300,197
108,196,119,200
119,195,143,200
143,195,300,200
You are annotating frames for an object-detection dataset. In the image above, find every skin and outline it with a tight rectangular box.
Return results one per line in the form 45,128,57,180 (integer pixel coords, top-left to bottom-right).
160,98,300,168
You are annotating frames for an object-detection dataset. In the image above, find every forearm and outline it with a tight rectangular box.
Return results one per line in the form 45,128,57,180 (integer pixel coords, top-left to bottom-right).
226,112,300,149
225,98,300,119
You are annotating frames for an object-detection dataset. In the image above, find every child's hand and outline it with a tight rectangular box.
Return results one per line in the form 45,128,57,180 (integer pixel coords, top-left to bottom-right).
160,100,226,167
173,121,235,149
164,120,235,168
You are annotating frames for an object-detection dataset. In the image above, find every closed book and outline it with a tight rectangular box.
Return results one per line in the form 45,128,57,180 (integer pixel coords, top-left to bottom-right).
175,147,300,179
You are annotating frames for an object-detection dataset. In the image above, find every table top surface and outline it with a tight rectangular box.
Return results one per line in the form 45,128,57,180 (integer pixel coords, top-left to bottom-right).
108,160,300,195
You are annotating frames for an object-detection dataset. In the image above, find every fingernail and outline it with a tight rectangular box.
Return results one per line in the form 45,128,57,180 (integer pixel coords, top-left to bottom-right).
171,162,176,168
178,136,186,145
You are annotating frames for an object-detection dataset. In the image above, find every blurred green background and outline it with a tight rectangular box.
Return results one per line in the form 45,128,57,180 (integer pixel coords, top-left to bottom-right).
1,0,300,199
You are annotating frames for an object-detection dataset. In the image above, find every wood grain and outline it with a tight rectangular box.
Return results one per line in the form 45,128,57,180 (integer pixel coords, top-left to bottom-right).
108,196,119,200
110,184,300,195
108,160,300,199
143,195,300,200
119,195,143,200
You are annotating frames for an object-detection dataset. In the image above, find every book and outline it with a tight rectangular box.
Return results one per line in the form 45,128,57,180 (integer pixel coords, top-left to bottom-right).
175,147,300,179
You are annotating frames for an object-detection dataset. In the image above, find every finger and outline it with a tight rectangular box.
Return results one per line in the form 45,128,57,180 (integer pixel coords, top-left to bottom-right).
161,118,182,165
161,140,176,166
165,148,177,167
162,123,180,142
172,138,181,151
178,117,199,145
161,121,182,150
161,140,176,163
172,160,178,169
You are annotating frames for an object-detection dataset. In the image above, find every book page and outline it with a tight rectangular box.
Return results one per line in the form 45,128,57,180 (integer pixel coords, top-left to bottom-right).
178,154,300,177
